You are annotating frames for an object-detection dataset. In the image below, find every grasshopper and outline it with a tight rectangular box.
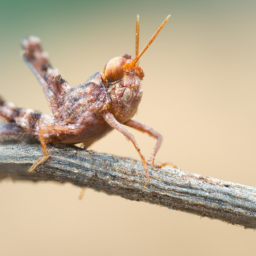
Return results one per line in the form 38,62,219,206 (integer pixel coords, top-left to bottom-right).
0,15,171,183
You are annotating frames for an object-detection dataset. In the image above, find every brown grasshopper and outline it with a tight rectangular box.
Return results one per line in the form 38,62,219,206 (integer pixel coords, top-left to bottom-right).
0,15,171,183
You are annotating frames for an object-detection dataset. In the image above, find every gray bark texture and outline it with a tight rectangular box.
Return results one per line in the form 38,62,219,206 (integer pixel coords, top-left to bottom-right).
1,123,256,229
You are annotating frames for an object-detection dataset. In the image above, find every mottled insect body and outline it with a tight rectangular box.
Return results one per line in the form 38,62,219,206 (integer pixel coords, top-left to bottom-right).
0,15,171,183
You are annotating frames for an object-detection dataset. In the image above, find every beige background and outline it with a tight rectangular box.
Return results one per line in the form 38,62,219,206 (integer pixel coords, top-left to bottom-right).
0,0,256,255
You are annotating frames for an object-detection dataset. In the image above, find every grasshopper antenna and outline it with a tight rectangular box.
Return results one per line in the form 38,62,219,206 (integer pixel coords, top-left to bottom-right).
134,15,170,64
123,15,170,70
135,15,140,60
123,15,171,69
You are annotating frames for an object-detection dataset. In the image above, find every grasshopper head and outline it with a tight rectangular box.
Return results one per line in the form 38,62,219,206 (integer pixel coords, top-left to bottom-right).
102,15,170,86
103,55,144,84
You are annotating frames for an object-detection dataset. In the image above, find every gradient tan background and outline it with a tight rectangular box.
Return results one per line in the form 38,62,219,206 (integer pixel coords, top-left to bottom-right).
0,0,256,255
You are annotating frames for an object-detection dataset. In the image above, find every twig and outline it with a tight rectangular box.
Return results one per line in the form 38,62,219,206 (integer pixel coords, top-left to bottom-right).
0,123,256,229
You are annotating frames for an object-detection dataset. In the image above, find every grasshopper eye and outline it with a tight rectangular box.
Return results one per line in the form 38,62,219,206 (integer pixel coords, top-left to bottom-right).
104,57,127,83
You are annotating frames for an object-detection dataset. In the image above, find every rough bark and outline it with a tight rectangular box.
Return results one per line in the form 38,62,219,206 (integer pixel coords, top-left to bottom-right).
1,123,256,229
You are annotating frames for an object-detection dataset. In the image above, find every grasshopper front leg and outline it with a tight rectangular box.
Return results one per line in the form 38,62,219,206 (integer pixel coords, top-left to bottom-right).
124,119,176,168
102,111,149,183
123,119,162,166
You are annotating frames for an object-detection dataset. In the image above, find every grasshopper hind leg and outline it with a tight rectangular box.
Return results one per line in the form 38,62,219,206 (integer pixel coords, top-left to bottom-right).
22,36,71,118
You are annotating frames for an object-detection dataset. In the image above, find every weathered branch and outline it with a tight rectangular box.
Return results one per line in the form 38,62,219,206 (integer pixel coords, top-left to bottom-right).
0,123,256,229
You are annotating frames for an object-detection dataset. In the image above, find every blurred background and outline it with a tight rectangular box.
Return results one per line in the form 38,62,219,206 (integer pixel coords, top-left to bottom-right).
0,0,256,255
